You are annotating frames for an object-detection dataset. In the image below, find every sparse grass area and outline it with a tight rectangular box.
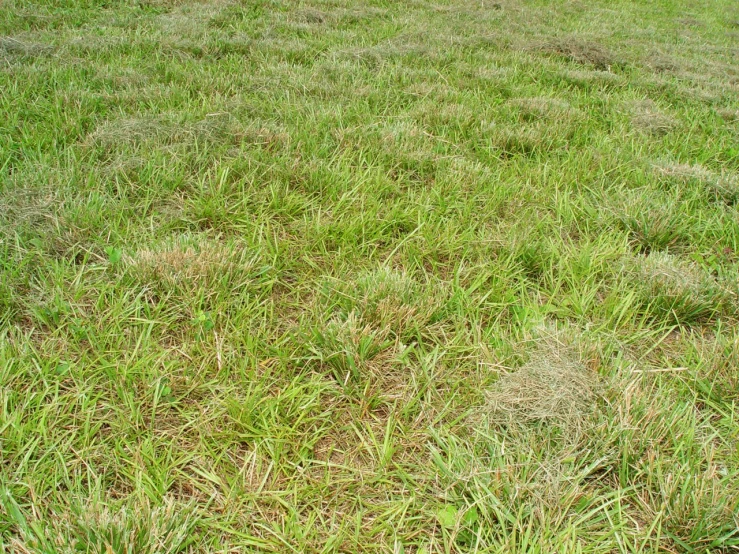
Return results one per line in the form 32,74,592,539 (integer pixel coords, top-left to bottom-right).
2,0,739,551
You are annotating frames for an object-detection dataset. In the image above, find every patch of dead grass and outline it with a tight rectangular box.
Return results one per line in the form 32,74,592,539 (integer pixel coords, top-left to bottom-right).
322,267,444,344
0,36,54,61
488,124,573,159
628,99,679,135
486,339,601,433
558,68,623,91
506,96,578,122
124,237,269,309
85,113,244,153
634,251,713,293
622,251,732,324
7,495,198,554
655,161,739,204
646,51,682,74
288,5,389,26
717,107,739,121
128,241,234,283
153,0,236,35
534,37,622,70
677,16,703,28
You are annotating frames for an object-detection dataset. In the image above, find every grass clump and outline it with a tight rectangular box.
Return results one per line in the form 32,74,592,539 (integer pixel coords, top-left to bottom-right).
609,187,696,252
536,37,623,70
124,236,271,303
623,251,732,325
655,161,739,205
486,336,602,434
306,313,395,388
4,493,199,554
628,99,679,135
321,267,443,340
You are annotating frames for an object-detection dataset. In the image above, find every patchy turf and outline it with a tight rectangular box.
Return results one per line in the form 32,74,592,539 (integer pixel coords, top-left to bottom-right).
1,0,739,552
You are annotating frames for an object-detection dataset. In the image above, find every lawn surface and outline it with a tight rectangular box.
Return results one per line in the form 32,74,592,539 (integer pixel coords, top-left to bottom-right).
2,0,739,551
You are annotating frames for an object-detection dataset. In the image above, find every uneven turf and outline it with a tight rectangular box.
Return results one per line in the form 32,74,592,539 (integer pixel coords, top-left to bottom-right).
1,0,739,551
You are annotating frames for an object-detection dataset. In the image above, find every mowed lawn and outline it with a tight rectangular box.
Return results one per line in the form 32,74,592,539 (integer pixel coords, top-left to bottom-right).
2,0,739,551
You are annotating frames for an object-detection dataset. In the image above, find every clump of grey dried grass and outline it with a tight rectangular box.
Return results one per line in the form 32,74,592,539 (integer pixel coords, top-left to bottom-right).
506,97,578,122
535,37,622,70
0,37,54,60
622,251,732,323
632,251,712,294
629,99,678,135
717,108,739,122
86,113,241,153
124,237,259,299
655,161,739,204
7,495,198,554
487,340,601,433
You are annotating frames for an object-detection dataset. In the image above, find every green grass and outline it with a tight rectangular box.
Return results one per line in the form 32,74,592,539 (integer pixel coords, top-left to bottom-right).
1,0,739,551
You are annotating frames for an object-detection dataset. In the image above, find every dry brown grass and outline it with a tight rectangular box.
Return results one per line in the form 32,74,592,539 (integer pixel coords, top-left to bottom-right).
654,251,730,294
634,251,712,292
85,113,244,153
535,37,622,70
7,496,198,554
506,97,578,122
486,338,602,434
646,51,682,74
123,237,269,312
128,240,236,285
655,161,713,182
344,267,441,338
628,99,679,135
717,108,739,121
621,251,733,324
0,37,54,61
655,161,739,204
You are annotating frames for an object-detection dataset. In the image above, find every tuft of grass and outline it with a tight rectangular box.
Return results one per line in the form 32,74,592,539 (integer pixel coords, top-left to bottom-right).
623,251,732,325
486,335,602,434
655,161,739,205
3,492,200,554
535,37,623,70
628,99,679,135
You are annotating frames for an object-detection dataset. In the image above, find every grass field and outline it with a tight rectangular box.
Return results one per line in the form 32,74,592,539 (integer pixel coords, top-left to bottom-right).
2,0,739,551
